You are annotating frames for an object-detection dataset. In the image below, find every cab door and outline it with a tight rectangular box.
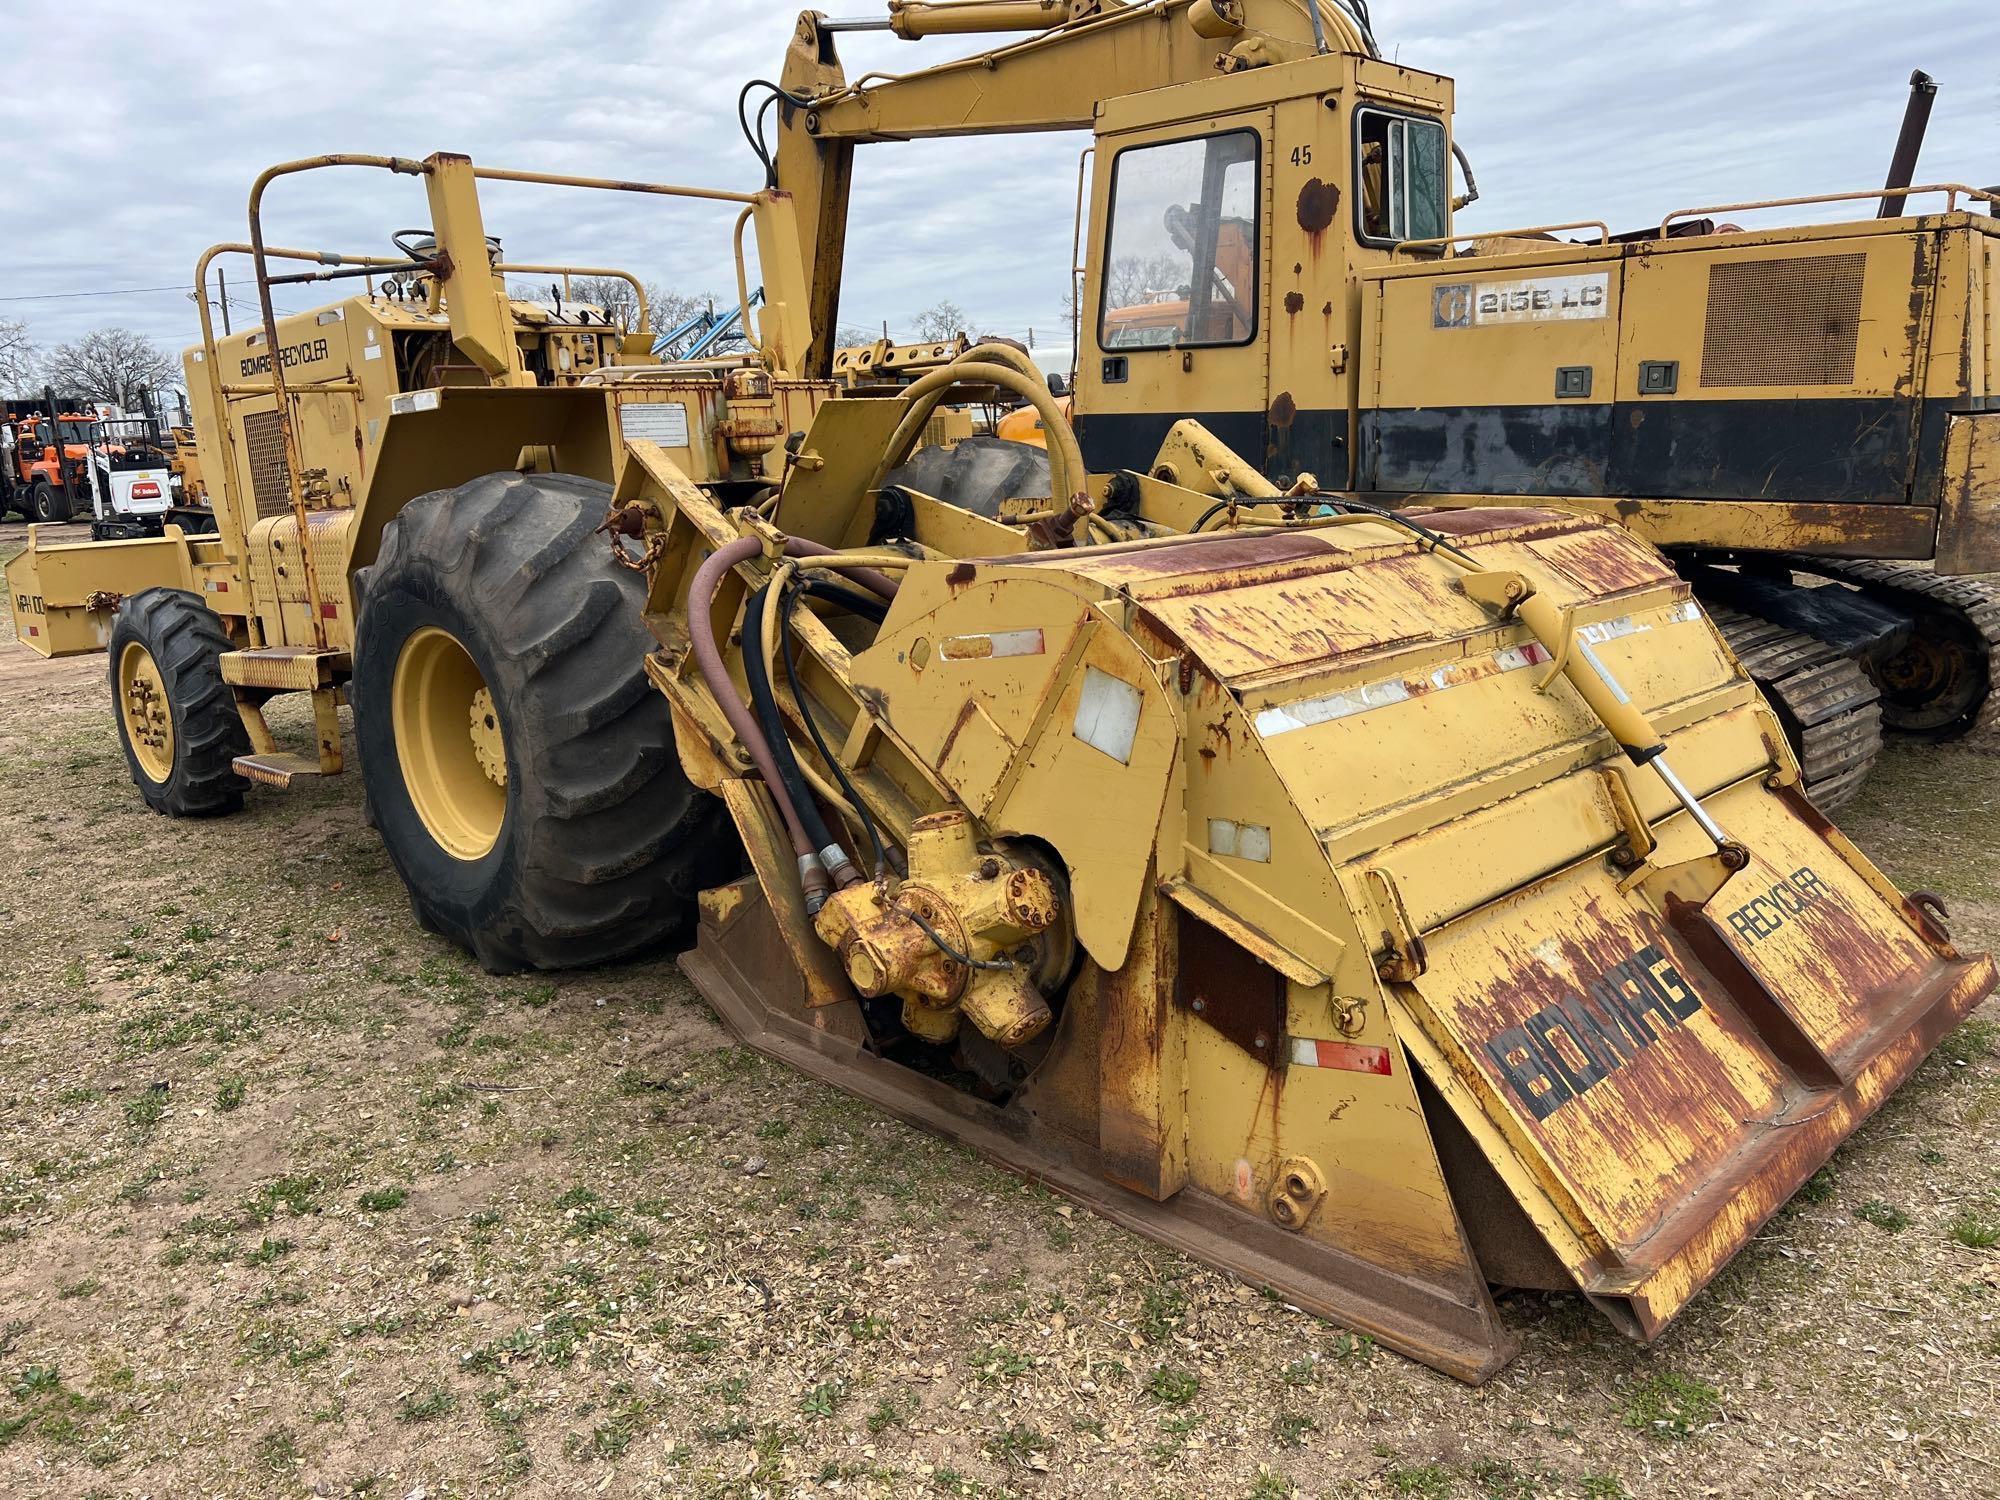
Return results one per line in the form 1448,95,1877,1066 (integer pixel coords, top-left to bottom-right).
1074,110,1273,478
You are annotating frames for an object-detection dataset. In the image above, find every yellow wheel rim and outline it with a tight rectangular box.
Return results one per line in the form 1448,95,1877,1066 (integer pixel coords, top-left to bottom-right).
391,626,507,861
118,641,175,783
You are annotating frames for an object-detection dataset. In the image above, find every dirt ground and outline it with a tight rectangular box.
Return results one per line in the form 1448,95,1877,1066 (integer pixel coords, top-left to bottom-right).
1,516,1996,1499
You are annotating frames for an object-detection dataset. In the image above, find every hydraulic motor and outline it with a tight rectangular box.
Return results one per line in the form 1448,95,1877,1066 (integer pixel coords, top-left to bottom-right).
813,811,1061,1047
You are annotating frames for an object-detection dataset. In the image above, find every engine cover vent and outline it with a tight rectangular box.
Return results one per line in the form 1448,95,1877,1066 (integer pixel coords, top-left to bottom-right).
241,409,293,521
1699,252,1867,388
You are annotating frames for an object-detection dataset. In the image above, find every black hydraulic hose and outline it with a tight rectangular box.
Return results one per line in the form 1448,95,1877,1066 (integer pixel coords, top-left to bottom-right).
781,578,890,876
796,575,888,625
1192,495,1285,532
1321,496,1480,565
686,537,821,884
1189,492,1480,565
738,78,813,190
744,584,859,887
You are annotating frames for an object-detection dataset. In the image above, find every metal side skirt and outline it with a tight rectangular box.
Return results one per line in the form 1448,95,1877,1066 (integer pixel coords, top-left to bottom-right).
679,873,1519,1385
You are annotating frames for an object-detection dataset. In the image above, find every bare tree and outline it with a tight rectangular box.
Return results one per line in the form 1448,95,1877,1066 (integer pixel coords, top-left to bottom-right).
1105,254,1187,309
509,274,645,331
0,317,38,394
909,300,968,342
511,277,740,343
41,327,179,411
649,287,724,336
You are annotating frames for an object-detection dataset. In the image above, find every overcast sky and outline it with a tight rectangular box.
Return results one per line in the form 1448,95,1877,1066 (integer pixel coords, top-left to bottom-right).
1,0,1994,366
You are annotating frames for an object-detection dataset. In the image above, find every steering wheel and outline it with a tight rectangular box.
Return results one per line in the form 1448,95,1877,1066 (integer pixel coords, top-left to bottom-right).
391,229,439,261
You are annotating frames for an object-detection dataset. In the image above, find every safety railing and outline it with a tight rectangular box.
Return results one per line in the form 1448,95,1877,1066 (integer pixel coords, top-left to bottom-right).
1395,219,1612,256
1660,183,2000,237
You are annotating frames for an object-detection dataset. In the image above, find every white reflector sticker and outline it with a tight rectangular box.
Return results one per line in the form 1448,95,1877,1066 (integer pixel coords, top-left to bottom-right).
1289,1037,1393,1074
941,628,1044,661
389,389,441,415
1208,819,1272,862
1251,601,1699,740
620,402,691,447
1073,666,1142,764
1254,642,1551,738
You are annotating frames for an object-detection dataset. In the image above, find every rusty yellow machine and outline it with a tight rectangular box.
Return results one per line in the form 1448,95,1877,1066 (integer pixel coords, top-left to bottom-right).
6,1,1995,1382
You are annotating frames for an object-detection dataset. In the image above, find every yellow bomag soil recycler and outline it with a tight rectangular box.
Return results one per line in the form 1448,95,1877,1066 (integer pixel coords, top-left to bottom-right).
7,1,1993,1381
631,394,1993,1381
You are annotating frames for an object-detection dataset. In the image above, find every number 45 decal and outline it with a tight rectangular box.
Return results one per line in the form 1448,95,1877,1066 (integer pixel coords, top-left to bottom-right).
1290,146,1313,166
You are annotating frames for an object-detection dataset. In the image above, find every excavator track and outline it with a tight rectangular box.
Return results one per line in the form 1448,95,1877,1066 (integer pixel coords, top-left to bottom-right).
1778,558,2000,740
1704,604,1883,811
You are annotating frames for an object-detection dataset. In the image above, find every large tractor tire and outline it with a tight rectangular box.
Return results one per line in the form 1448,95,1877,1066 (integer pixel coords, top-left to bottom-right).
107,589,251,817
352,470,732,973
30,480,70,524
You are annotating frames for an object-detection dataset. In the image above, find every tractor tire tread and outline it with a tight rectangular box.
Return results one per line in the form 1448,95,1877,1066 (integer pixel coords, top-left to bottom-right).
107,588,250,817
353,470,737,973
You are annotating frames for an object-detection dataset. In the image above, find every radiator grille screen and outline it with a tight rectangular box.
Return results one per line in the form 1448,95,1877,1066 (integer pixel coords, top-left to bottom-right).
241,409,293,521
1699,252,1867,388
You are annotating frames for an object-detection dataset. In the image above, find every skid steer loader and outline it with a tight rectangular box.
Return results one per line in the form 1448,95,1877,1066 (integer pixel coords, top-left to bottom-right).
11,1,1994,1381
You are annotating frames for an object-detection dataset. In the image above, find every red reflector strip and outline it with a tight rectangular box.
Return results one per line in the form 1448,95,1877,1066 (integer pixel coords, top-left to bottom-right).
27,626,40,637
1289,1038,1392,1074
320,602,339,618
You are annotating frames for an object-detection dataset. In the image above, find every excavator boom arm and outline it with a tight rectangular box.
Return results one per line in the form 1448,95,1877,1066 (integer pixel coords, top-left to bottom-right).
773,0,1367,372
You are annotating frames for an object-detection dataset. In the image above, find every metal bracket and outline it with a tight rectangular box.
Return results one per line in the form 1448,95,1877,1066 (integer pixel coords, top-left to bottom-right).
1598,764,1658,877
1362,867,1427,982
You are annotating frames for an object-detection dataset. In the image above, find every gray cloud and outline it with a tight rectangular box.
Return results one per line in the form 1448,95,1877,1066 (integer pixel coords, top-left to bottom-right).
1,0,1993,369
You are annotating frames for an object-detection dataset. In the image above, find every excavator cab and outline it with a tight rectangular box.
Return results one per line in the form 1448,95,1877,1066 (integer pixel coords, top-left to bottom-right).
1073,48,1456,489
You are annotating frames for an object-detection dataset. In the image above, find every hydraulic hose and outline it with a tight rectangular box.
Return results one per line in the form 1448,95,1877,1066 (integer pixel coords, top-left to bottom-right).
869,361,1074,499
782,577,892,877
783,535,904,601
685,533,905,907
866,348,1086,512
685,537,828,906
745,583,861,888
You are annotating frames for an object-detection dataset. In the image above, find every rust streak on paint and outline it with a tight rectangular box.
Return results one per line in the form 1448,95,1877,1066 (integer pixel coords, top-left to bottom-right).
1297,178,1340,259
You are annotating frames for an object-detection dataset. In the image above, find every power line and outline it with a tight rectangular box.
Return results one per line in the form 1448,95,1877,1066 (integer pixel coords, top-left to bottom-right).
0,283,194,304
1,284,299,319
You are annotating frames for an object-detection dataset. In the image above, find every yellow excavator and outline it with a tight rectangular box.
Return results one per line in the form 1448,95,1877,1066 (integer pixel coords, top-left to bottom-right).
5,0,1993,1382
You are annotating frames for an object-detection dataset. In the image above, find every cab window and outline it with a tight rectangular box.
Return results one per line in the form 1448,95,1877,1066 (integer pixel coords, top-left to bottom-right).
1356,107,1448,245
1099,130,1260,350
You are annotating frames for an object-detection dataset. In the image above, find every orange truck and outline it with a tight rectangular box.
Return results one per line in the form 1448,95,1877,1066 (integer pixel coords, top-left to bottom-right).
1,392,95,522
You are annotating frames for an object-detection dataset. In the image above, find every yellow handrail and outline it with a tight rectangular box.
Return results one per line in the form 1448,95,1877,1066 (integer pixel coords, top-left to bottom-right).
1661,183,1999,236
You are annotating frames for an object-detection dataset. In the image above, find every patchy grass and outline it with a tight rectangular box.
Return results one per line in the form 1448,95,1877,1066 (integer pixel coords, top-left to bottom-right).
1853,1199,1912,1233
1948,1213,1999,1249
1622,1371,1723,1441
396,1386,456,1423
1,567,1998,1497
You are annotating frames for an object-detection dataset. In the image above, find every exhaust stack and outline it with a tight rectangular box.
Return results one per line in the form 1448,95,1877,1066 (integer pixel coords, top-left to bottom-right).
1878,69,1938,218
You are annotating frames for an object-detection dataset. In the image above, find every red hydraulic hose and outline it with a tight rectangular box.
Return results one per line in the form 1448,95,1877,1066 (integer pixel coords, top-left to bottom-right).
686,537,829,906
685,532,905,910
783,535,901,600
